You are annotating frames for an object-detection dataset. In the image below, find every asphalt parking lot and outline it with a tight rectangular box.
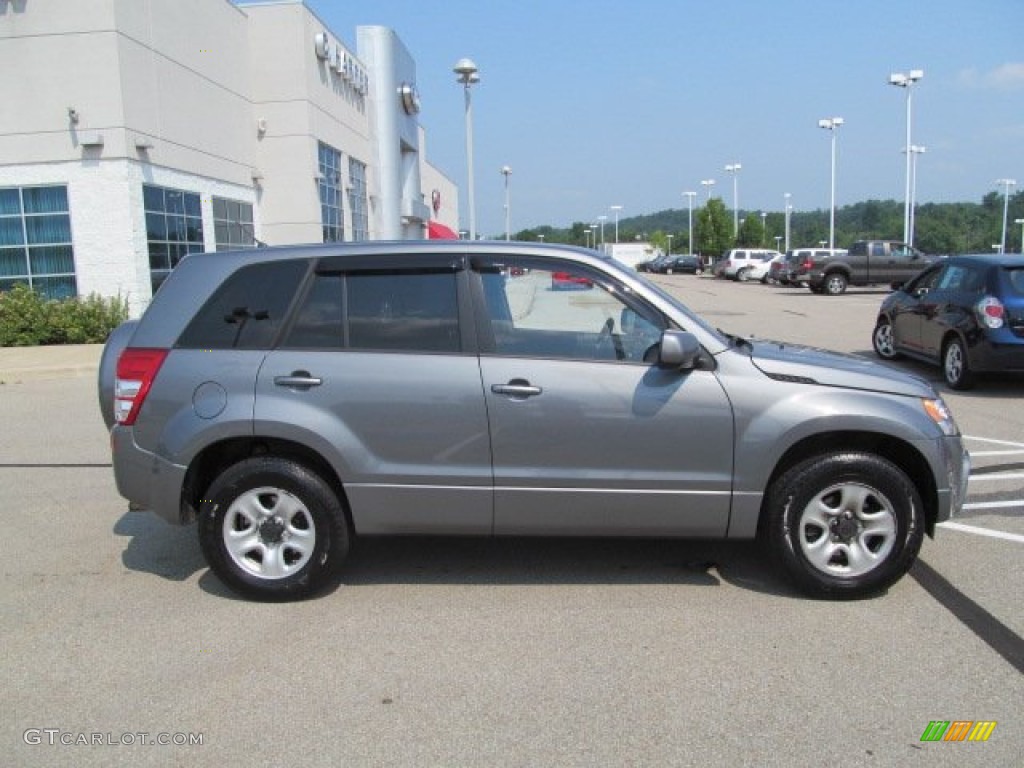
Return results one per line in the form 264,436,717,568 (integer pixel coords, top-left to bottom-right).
2,275,1021,767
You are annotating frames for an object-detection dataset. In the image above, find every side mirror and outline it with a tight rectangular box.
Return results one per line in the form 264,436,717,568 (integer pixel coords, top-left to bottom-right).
657,330,701,370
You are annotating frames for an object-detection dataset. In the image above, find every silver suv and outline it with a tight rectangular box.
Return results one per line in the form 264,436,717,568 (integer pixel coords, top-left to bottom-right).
99,242,969,601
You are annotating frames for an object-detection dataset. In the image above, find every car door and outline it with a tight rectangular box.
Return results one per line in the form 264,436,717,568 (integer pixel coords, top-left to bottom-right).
918,262,982,359
891,263,945,354
470,254,734,537
255,254,494,535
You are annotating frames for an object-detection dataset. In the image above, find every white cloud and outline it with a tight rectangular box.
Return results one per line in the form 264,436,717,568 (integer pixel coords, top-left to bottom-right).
958,62,1024,89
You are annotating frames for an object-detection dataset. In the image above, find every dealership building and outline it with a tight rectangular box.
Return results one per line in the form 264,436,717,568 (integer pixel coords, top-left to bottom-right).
0,0,459,314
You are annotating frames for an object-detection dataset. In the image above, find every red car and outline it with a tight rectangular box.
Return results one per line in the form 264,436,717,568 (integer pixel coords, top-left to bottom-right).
551,271,593,290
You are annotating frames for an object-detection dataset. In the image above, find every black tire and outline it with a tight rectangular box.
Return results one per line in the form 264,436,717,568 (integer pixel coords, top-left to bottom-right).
198,457,348,600
823,272,848,295
942,336,975,390
871,318,901,360
736,267,751,282
762,452,924,599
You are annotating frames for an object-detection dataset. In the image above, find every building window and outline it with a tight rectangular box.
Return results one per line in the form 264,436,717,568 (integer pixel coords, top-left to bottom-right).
143,184,204,294
318,141,345,242
348,157,369,241
0,185,77,300
213,197,255,251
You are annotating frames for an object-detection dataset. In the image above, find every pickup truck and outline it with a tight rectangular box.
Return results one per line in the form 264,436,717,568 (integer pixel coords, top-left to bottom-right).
797,240,934,295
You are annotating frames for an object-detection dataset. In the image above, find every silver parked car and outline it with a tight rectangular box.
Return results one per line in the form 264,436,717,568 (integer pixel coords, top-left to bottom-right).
99,242,969,601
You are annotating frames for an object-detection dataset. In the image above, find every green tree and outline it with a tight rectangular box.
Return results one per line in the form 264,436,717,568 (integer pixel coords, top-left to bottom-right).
696,198,731,258
737,214,764,247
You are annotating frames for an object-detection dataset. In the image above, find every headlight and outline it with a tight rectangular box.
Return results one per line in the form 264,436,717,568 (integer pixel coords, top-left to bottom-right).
922,397,959,437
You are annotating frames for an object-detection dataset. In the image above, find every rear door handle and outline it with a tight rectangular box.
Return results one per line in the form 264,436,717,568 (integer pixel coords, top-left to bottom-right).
274,371,322,389
491,380,542,399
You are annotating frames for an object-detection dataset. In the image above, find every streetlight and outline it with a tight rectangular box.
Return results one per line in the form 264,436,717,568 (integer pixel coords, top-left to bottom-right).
684,191,696,255
597,215,607,247
784,192,792,252
1016,218,1024,255
774,235,783,252
996,178,1017,254
666,234,673,256
906,145,925,247
889,68,924,244
500,165,512,241
700,179,716,200
610,205,623,243
584,228,592,249
454,58,480,240
818,117,844,250
760,211,767,245
725,163,742,236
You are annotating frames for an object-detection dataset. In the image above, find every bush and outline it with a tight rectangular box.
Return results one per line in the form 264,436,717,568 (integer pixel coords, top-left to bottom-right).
0,284,129,346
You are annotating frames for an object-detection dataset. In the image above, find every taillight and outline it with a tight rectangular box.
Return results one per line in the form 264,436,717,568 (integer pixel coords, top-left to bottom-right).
801,258,814,270
975,296,1005,329
114,348,168,426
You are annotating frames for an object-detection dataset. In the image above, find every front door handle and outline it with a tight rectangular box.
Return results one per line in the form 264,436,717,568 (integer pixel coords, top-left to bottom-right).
274,371,322,390
491,380,542,399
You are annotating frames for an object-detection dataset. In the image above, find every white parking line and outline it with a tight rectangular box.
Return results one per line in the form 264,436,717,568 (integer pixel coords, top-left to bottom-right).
968,473,1024,482
970,450,1024,457
962,500,1024,510
964,435,1024,448
939,521,1024,544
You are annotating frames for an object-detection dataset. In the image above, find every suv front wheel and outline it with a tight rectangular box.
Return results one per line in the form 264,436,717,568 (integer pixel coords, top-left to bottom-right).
198,457,349,600
762,452,923,599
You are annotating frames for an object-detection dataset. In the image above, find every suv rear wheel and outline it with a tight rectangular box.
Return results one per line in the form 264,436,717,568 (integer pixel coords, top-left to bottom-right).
871,318,901,360
198,457,349,600
942,336,975,390
762,453,923,599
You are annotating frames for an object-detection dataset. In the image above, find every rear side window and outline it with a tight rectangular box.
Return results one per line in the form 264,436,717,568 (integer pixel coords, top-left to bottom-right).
283,269,460,353
177,260,307,349
1006,268,1024,295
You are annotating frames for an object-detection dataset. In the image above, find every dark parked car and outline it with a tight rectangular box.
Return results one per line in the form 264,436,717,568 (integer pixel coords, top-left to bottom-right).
99,241,968,601
872,254,1024,389
650,254,701,275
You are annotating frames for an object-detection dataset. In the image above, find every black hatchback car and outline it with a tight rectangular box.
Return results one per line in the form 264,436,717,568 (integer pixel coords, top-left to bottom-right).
871,254,1024,389
650,253,702,274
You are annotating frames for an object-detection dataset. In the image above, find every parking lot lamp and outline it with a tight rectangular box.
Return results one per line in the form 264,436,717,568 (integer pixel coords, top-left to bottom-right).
666,234,673,256
610,205,623,243
774,235,783,251
889,69,924,244
784,192,792,252
700,179,715,201
597,215,607,247
454,58,480,240
500,165,512,241
1016,218,1024,254
996,179,1017,253
725,163,742,236
684,191,696,255
907,146,926,247
818,117,844,250
760,211,767,245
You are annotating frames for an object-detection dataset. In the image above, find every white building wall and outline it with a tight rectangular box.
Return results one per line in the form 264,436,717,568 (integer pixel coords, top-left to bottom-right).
0,0,458,317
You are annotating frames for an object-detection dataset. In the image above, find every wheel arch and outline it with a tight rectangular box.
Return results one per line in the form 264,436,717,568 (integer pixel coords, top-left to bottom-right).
761,430,940,537
181,437,351,532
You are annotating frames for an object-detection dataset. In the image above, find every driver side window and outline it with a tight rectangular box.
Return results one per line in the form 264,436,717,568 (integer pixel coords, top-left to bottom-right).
475,258,664,363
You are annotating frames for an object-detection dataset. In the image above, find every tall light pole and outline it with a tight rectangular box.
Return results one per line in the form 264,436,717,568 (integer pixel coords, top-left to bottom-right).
784,192,792,252
906,146,925,247
700,179,716,201
818,117,844,250
889,69,924,245
684,191,696,255
610,204,623,243
760,211,767,246
500,165,512,241
1016,218,1024,254
725,163,742,237
454,58,480,240
597,215,607,247
666,234,673,256
996,178,1017,254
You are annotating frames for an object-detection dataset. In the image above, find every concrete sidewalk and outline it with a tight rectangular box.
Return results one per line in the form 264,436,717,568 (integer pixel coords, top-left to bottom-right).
0,344,102,383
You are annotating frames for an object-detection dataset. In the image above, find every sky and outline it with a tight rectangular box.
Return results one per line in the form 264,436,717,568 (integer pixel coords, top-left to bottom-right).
291,0,1022,236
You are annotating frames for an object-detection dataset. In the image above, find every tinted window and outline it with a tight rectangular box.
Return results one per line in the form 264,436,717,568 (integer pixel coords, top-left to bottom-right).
177,260,307,349
283,268,461,353
347,271,460,352
1005,268,1024,295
